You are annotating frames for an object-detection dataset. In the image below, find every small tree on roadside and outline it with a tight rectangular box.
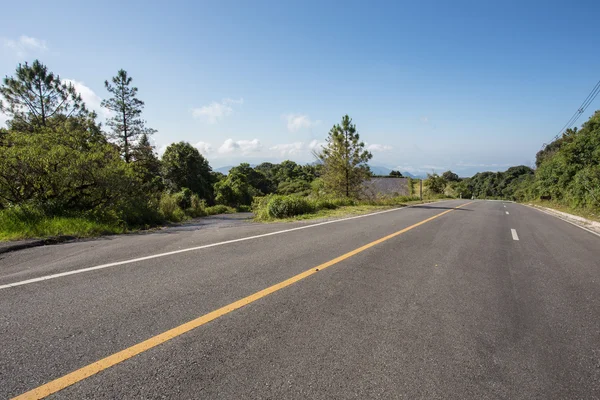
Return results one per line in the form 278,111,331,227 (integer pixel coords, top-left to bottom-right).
0,60,89,131
424,173,447,194
317,115,372,198
389,170,403,178
101,69,154,162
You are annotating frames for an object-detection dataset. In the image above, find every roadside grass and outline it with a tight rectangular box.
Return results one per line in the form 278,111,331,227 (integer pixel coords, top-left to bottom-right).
253,195,450,222
0,202,242,242
526,200,600,223
0,210,125,241
263,204,392,222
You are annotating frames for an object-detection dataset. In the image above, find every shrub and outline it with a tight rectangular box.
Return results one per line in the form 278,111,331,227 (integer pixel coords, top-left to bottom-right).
205,204,234,215
158,192,186,222
173,188,193,210
188,194,207,218
267,195,315,218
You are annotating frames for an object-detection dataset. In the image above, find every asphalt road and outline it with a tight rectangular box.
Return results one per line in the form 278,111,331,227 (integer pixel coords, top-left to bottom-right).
1,200,599,399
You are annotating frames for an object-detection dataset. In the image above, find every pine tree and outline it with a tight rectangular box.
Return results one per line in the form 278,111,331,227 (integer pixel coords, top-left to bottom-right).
317,115,372,197
101,70,153,162
131,133,162,192
0,60,89,130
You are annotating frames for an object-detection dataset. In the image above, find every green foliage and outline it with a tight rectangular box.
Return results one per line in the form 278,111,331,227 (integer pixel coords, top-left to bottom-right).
446,179,471,199
442,170,459,182
161,142,214,201
229,163,272,194
531,111,600,208
277,179,311,196
158,192,187,222
266,195,315,218
131,133,163,192
389,170,403,177
0,119,159,225
462,165,534,200
317,115,372,198
101,69,155,162
424,173,447,195
252,194,422,221
0,60,89,131
214,169,260,207
0,205,124,241
253,160,321,195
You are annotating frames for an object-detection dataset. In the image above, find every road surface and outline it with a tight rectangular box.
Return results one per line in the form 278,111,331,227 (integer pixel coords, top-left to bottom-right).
0,200,599,399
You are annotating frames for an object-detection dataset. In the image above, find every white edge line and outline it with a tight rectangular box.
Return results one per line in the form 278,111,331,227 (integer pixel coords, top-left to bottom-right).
523,204,600,239
0,200,462,290
511,229,519,241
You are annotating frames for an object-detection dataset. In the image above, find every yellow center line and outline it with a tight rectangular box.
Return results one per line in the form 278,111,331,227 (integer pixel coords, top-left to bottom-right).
13,201,473,400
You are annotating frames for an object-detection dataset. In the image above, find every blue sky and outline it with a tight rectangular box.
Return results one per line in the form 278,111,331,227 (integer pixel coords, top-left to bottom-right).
1,0,599,176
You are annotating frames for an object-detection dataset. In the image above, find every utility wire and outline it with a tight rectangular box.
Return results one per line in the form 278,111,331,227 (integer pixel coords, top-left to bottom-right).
541,79,600,150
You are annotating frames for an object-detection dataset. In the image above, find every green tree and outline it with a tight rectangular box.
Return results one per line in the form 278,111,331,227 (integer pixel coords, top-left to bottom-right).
214,170,259,207
229,163,273,194
131,133,162,192
0,117,158,224
0,60,88,130
317,115,372,197
442,170,459,182
161,142,214,200
101,70,154,162
424,173,447,195
389,170,403,178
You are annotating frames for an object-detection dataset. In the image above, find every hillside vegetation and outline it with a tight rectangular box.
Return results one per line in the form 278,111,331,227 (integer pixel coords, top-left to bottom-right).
425,111,600,215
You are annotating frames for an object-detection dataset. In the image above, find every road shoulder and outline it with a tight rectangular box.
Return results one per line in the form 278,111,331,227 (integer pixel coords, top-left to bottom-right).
525,203,600,236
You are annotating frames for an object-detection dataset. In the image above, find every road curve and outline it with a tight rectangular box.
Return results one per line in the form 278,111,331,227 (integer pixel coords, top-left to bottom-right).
0,200,599,399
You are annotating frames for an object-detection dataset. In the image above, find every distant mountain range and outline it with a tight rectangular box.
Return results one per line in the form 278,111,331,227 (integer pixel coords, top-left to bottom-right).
214,164,423,179
369,166,423,179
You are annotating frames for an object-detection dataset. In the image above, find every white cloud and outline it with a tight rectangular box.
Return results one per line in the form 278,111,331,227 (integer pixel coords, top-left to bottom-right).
283,113,319,132
269,142,304,156
367,144,393,152
194,141,214,155
421,164,447,172
268,139,327,157
456,161,512,168
3,35,47,57
192,98,243,123
63,79,112,120
218,138,261,155
0,111,8,127
308,139,325,151
157,145,168,158
420,116,429,124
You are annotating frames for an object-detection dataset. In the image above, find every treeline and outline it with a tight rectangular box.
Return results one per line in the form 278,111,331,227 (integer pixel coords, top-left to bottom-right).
0,60,381,237
421,110,600,211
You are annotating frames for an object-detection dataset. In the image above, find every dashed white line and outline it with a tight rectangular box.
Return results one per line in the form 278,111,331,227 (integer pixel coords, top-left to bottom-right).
511,229,519,241
506,211,509,215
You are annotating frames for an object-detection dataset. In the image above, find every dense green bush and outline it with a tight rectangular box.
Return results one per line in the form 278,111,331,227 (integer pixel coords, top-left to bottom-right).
253,194,400,220
267,195,315,218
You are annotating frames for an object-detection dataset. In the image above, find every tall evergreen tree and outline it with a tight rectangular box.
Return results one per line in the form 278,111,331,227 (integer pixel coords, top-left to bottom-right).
0,60,88,130
101,69,153,162
317,115,372,197
131,133,162,190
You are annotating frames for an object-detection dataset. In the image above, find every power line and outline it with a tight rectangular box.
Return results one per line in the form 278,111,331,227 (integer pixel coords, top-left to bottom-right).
541,79,600,150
